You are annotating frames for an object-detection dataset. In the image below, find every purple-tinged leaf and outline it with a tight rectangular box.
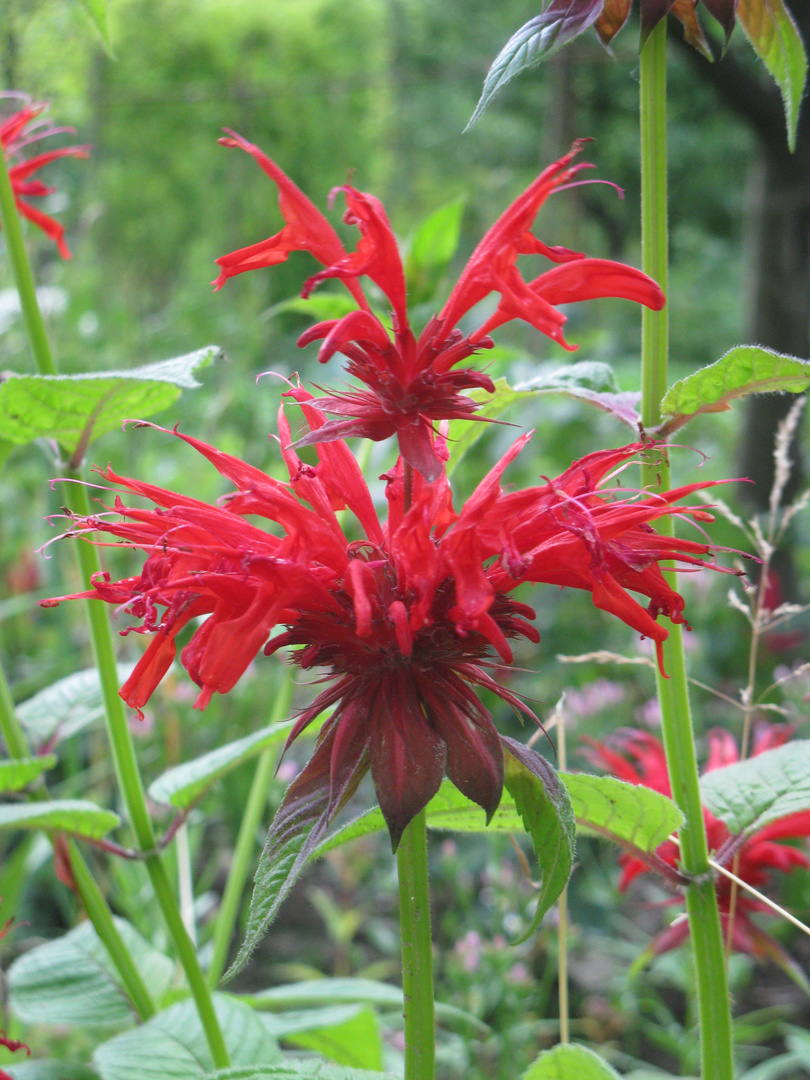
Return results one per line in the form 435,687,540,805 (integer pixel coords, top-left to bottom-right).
466,2,605,129
702,0,739,47
737,0,808,152
671,0,715,60
640,0,676,46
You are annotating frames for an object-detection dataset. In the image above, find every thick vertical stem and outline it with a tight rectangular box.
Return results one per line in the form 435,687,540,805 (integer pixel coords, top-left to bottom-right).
639,21,734,1080
396,809,435,1080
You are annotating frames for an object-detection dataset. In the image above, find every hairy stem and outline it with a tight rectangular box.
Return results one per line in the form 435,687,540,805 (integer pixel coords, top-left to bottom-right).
639,21,734,1080
397,809,435,1080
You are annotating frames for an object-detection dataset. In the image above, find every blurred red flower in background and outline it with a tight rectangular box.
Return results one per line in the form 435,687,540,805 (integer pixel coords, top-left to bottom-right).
45,395,730,846
583,725,810,975
214,133,664,481
1,97,89,258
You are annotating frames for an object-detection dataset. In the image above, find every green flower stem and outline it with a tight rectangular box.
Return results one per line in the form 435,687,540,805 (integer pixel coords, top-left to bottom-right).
639,21,734,1080
68,479,229,1069
0,147,57,376
207,673,295,987
0,666,157,1021
396,809,435,1080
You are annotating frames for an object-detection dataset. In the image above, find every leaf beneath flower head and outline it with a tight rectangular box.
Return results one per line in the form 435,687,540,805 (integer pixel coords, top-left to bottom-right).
466,3,605,129
0,346,218,465
658,345,810,436
516,361,641,429
561,771,683,853
700,740,810,837
737,0,807,153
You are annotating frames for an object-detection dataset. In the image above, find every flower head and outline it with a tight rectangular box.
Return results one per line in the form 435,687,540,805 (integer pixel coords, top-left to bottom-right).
214,134,664,481
583,726,810,972
1,96,89,258
45,398,729,847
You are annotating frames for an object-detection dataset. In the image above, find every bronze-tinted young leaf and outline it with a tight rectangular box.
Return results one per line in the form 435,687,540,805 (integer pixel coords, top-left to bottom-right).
703,0,738,45
737,0,807,151
467,2,605,128
671,0,715,60
640,0,676,45
596,0,633,45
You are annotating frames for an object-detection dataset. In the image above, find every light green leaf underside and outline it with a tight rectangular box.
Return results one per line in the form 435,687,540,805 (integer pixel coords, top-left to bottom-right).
0,347,217,452
5,1062,98,1080
0,800,120,840
562,772,683,852
282,1005,383,1071
700,741,810,837
9,918,174,1026
0,755,57,792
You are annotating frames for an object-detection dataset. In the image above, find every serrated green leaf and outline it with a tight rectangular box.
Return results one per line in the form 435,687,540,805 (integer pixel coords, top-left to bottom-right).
0,799,120,840
17,664,136,748
737,0,807,152
0,756,57,792
93,996,282,1080
467,5,604,128
9,919,174,1026
0,347,218,458
700,741,810,837
148,717,300,809
267,294,361,324
523,1042,621,1080
659,346,810,435
502,739,575,940
283,1006,383,1071
561,772,683,852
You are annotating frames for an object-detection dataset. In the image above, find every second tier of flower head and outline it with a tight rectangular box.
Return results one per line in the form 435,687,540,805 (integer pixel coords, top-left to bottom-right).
46,132,738,849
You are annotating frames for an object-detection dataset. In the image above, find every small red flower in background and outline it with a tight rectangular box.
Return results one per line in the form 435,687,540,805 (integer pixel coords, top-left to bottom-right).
45,395,729,846
214,133,664,481
583,725,810,974
1,96,89,258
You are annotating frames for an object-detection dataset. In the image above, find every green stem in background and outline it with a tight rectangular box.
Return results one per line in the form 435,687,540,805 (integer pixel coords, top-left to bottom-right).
0,666,156,1022
397,809,435,1080
0,147,57,375
207,673,295,987
639,21,734,1080
0,148,228,1067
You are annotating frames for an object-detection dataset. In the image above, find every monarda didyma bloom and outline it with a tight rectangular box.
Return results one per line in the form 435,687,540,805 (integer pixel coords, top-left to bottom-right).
214,133,664,481
1,96,89,258
46,392,732,848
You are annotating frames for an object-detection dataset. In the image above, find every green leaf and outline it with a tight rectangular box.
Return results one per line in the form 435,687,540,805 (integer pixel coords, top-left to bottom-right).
561,772,683,853
0,756,57,792
515,362,641,429
74,0,114,53
501,738,575,941
522,1042,621,1079
148,717,302,809
0,800,120,840
6,1063,98,1080
93,996,282,1080
283,1006,383,1071
0,346,218,459
404,198,465,304
267,294,362,324
466,5,604,128
737,0,808,152
9,918,174,1026
244,978,488,1038
659,345,810,435
202,1066,395,1080
17,664,136,748
700,741,810,837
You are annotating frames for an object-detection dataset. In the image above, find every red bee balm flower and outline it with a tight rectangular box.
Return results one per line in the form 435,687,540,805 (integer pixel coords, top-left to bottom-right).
214,133,664,481
1,98,89,258
583,726,810,974
46,398,728,847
